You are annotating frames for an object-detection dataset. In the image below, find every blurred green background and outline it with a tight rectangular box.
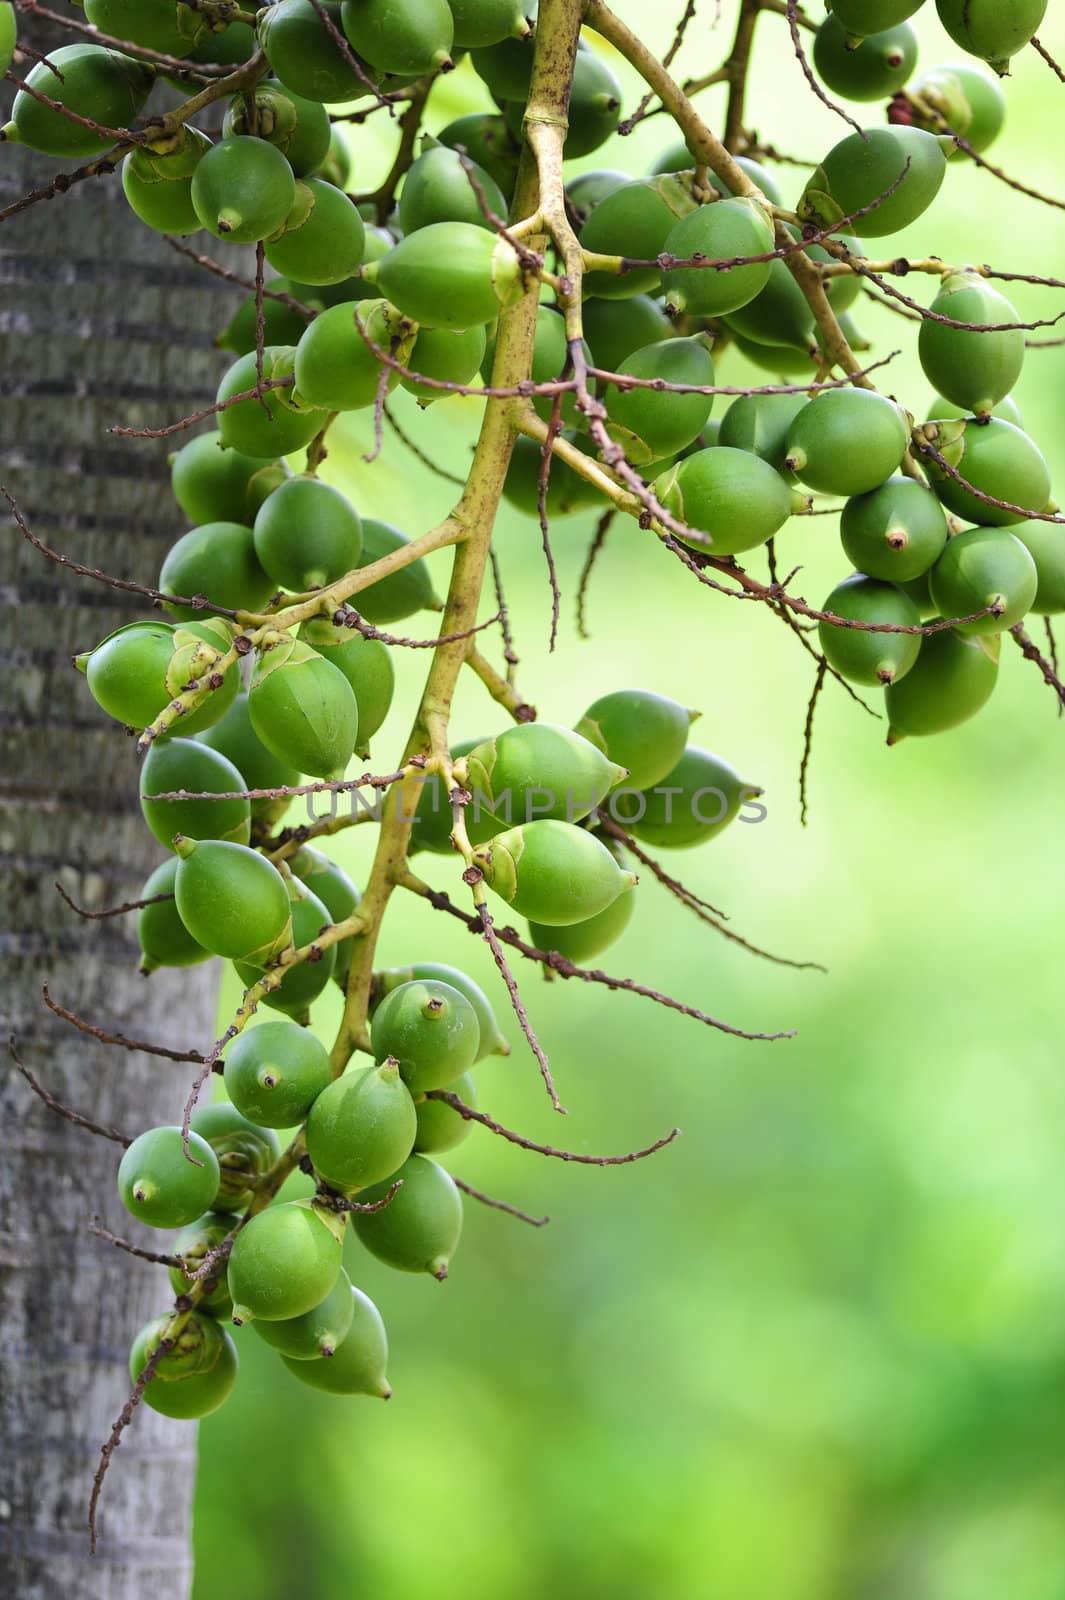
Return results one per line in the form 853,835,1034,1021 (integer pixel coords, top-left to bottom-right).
194,6,1065,1596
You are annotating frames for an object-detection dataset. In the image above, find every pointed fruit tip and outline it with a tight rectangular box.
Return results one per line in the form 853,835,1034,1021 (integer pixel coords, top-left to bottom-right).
430,1258,449,1281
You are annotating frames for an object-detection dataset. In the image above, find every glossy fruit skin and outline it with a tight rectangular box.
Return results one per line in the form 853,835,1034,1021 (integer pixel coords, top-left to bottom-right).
724,250,816,359
785,390,909,497
581,296,672,374
655,447,794,556
130,1312,238,1420
840,477,949,583
528,869,635,962
402,325,487,406
118,1126,221,1229
188,18,255,65
281,1283,390,1394
799,126,948,238
483,306,582,426
413,1071,476,1153
80,618,237,735
160,521,275,620
222,80,332,177
1010,521,1065,615
829,0,923,30
0,2,15,77
299,619,394,756
265,179,365,286
290,844,360,984
473,820,637,926
650,144,783,206
196,691,300,831
122,126,211,235
341,0,453,74
234,877,335,1016
190,1103,280,1212
718,391,808,476
437,112,522,196
927,394,1023,429
137,856,210,973
575,690,695,795
364,222,524,329
371,980,480,1093
353,1154,462,1278
228,1199,345,1322
374,965,507,1059
919,418,1052,527
253,476,362,594
935,0,1047,72
614,746,756,850
169,1212,236,1316
352,517,440,623
255,1266,355,1358
399,143,506,234
604,337,715,466
249,636,358,781
190,136,296,243
930,526,1038,635
813,15,917,100
305,1061,417,1190
447,0,526,45
225,1020,332,1127
216,346,324,458
258,0,369,102
293,300,415,412
911,61,1006,155
818,574,922,685
545,49,622,157
566,167,629,220
885,626,1000,740
174,836,293,964
5,45,154,158
140,737,251,849
918,272,1024,417
86,0,209,54
170,432,286,526
463,722,626,829
661,197,775,318
503,434,600,519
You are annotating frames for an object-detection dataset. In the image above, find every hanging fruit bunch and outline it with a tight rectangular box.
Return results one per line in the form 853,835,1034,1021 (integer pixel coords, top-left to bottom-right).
6,0,1065,1545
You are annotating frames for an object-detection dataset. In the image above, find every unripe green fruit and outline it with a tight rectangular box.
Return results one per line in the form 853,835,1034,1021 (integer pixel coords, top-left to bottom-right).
447,0,528,46
373,964,508,1060
885,627,1000,741
929,526,1038,635
234,877,335,1017
935,0,1047,73
817,574,922,685
265,179,366,285
352,517,441,623
340,0,453,75
258,0,368,103
581,295,672,375
413,1071,476,1152
615,746,757,850
785,390,908,497
122,126,211,235
473,820,637,926
253,476,363,594
223,81,332,178
190,136,296,244
840,477,950,583
437,112,521,196
216,346,324,458
918,271,1025,417
724,254,816,358
402,325,487,406
196,691,300,831
482,306,582,427
462,722,627,828
546,50,621,159
294,299,415,412
188,18,255,65
169,1212,236,1316
649,142,783,203
468,5,536,97
0,4,15,78
828,0,923,31
718,391,808,476
661,196,776,318
137,856,210,973
78,618,237,735
298,620,394,756
899,572,936,618
655,446,794,556
528,867,635,961
799,126,948,238
503,433,602,519
813,15,918,100
281,1283,390,1394
140,737,251,849
1010,521,1065,615
255,1266,355,1359
86,0,209,55
224,1019,332,1128
169,432,286,526
363,223,525,329
305,1060,417,1189
576,689,697,794
118,1126,221,1229
604,337,715,466
190,1103,281,1213
291,844,361,984
927,394,1023,428
353,1154,462,1279
399,143,506,234
227,1199,345,1322
731,330,817,379
312,223,393,304
919,418,1052,527
159,522,275,620
130,1312,238,1420
173,836,293,964
370,980,480,1093
4,45,154,159
912,61,1006,155
249,635,358,781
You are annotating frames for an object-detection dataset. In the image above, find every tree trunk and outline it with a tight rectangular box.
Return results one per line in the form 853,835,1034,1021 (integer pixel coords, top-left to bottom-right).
0,35,235,1597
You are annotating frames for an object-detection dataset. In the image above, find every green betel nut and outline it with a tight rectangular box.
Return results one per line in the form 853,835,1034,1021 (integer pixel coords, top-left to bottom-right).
654,447,793,556
254,1266,355,1359
169,1212,236,1317
305,1061,417,1191
363,222,526,329
5,45,154,159
817,575,922,687
918,418,1051,527
840,477,949,584
615,746,758,850
216,346,324,458
414,1071,477,1153
885,627,1000,741
290,846,361,986
281,1283,391,1396
137,856,210,973
929,527,1038,635
472,820,637,926
196,692,301,831
173,837,293,964
117,1126,220,1229
234,873,335,1019
576,689,697,794
918,271,1025,418
370,980,481,1093
159,522,274,620
661,196,775,319
603,337,715,466
253,476,363,593
398,142,506,234
298,619,395,756
353,1154,463,1279
784,389,909,497
799,126,948,238
372,963,509,1060
227,1199,345,1323
935,0,1047,74
190,136,296,244
130,1312,238,1420
169,432,286,526
190,1104,281,1213
461,722,627,827
812,15,918,102
140,738,251,850
294,300,415,413
78,618,239,735
224,1019,333,1128
249,635,359,782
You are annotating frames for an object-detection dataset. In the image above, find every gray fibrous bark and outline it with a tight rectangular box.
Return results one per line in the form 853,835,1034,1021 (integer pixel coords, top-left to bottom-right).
0,35,236,1599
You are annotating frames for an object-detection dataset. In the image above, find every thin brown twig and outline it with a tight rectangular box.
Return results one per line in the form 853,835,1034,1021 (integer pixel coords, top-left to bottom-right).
576,508,615,640
799,658,828,827
54,881,173,921
454,1177,549,1226
476,902,564,1112
9,1035,130,1145
429,1090,680,1166
42,984,210,1066
89,1342,168,1553
88,1220,180,1269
